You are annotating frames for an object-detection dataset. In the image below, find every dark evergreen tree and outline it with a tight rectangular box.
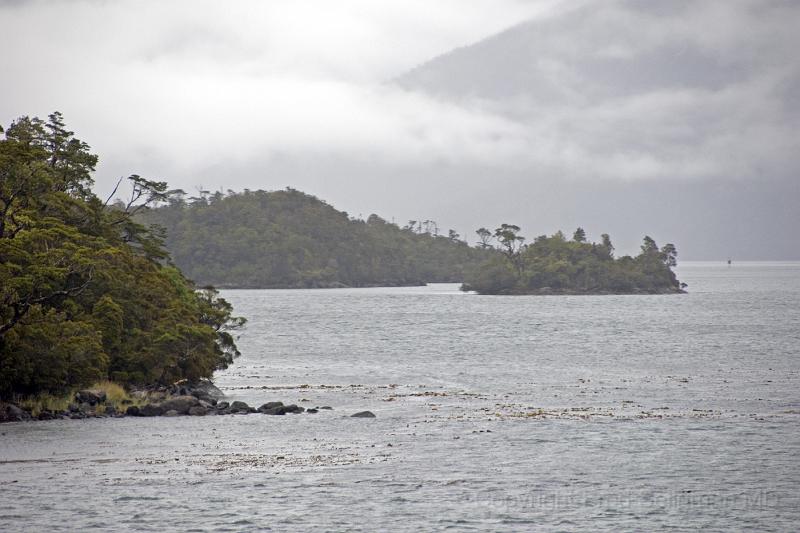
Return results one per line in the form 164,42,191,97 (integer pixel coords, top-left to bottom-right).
0,113,244,399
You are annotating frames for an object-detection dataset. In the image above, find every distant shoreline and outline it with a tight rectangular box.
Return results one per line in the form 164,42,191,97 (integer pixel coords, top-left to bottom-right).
210,280,431,290
460,285,686,296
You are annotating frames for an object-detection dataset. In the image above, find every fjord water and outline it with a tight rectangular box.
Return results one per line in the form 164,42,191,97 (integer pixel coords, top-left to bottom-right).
2,262,799,531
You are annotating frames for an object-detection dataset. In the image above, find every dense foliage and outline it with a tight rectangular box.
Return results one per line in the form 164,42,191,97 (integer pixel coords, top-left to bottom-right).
0,113,244,399
139,189,490,288
463,226,684,295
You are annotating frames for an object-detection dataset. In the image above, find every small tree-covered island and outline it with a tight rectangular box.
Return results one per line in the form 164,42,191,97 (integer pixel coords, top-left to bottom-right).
462,225,685,295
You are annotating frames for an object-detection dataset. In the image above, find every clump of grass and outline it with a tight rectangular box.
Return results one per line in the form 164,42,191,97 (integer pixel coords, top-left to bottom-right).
91,381,128,403
16,381,145,417
89,380,146,411
18,392,72,417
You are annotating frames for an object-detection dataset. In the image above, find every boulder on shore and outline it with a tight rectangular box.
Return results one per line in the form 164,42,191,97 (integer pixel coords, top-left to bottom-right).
1,404,31,422
75,389,107,406
260,403,305,415
351,411,376,418
170,379,225,404
158,395,200,415
229,401,251,413
258,402,284,412
188,405,208,416
139,404,164,417
190,380,225,400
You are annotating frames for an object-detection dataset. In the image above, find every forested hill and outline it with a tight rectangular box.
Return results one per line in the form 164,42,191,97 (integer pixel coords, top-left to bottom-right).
139,189,490,288
1,113,243,399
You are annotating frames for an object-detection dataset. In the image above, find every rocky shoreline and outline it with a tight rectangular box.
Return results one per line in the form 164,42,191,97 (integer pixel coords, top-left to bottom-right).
0,380,375,422
461,285,687,295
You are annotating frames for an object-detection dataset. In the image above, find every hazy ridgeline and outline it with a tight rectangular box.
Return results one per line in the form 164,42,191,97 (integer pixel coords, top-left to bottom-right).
141,192,683,295
139,188,491,289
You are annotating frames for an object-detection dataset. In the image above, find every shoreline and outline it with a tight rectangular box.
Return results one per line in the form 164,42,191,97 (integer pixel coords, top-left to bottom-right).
0,380,371,423
203,281,431,290
460,286,687,296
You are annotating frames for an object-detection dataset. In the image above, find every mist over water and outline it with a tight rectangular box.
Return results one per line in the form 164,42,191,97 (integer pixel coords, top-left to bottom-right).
2,262,799,531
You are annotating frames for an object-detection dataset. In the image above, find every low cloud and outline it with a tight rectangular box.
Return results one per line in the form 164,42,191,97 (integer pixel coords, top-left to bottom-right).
399,0,800,182
0,0,558,195
2,0,798,258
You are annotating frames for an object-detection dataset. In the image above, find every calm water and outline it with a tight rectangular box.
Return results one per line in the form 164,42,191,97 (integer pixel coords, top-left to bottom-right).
2,262,799,531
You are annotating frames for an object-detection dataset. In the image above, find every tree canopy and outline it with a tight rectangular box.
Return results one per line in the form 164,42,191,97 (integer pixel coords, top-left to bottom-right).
0,113,244,399
463,226,685,295
138,189,491,288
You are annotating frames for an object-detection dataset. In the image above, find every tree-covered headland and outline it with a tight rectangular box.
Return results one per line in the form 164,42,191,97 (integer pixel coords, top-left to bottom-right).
139,189,491,288
0,113,244,400
462,225,685,295
138,189,683,295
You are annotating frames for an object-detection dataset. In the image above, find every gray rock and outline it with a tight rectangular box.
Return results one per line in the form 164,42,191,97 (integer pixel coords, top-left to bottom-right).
306,408,318,414
318,406,333,410
260,407,285,415
189,380,225,400
2,404,31,422
351,411,376,418
125,405,140,416
230,401,250,412
159,395,199,415
189,391,211,403
188,405,208,416
75,389,107,406
216,401,230,410
139,404,164,417
163,409,180,417
281,404,304,414
258,402,284,412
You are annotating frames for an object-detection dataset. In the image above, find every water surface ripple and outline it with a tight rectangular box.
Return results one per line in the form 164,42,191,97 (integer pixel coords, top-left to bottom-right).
2,262,799,531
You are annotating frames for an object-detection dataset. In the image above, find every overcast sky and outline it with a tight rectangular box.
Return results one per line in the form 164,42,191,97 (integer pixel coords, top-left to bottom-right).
2,0,798,259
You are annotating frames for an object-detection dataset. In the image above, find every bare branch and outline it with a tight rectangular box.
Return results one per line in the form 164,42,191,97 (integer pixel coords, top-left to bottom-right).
102,176,124,208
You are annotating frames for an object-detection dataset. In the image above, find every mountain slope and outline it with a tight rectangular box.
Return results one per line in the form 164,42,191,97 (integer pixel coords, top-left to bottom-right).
396,0,798,181
390,0,800,260
140,189,490,288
